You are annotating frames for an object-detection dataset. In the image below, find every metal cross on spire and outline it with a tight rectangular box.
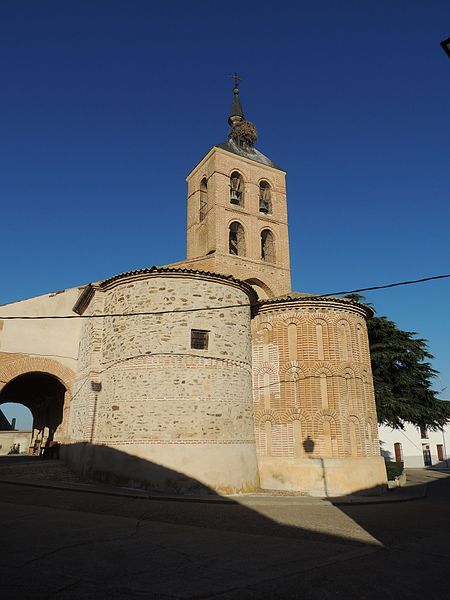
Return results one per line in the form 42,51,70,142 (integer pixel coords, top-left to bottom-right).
228,72,245,127
231,72,241,89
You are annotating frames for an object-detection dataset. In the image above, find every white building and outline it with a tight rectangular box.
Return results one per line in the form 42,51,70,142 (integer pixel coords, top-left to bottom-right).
379,422,450,469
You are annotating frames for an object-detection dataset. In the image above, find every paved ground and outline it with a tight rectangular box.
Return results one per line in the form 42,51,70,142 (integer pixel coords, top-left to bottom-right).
0,458,449,599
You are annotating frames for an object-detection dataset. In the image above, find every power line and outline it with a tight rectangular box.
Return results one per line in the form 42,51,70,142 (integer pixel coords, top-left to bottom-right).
318,273,450,298
0,272,448,320
0,302,251,320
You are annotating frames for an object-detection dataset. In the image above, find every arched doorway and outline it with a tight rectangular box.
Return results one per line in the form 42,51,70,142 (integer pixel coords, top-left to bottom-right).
0,372,67,455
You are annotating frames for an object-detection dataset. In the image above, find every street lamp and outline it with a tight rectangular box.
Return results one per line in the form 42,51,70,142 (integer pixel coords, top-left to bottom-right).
440,37,450,59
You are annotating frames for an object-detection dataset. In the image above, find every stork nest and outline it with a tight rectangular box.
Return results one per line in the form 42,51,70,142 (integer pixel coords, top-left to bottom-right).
230,120,258,147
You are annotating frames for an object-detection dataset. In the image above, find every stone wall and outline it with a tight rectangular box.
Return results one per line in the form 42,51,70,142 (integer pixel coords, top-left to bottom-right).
66,269,260,494
251,297,387,496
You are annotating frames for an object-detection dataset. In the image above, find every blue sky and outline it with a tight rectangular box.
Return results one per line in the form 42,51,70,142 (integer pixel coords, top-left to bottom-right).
1,1,449,428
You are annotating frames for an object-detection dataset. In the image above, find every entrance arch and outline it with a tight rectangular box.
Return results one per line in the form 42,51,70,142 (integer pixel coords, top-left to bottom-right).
0,373,66,454
0,357,74,454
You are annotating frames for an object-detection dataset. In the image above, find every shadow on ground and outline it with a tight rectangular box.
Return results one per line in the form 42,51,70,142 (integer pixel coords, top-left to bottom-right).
1,451,450,599
334,467,450,545
0,448,375,546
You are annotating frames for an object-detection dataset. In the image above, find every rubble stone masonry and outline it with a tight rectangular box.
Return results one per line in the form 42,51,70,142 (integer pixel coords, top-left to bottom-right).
67,270,260,494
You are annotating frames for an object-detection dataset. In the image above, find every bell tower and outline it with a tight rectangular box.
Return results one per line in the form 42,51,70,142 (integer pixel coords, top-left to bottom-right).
179,78,291,299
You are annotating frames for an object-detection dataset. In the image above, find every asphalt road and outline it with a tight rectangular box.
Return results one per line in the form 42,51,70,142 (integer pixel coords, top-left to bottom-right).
0,469,449,599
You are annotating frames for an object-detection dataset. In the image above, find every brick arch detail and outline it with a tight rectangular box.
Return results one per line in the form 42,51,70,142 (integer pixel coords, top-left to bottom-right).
279,314,307,327
254,409,280,425
314,367,334,377
282,408,311,424
312,408,339,424
310,361,336,376
335,365,358,377
312,316,329,326
280,361,307,378
0,356,75,397
312,410,340,439
257,321,273,332
366,413,376,427
253,362,278,377
348,413,363,425
361,369,370,382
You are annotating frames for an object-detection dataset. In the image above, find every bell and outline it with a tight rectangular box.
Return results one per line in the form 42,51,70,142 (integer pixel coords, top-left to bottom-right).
230,190,241,205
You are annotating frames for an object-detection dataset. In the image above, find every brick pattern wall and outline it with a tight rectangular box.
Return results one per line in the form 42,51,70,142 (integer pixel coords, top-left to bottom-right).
252,300,380,460
184,148,291,297
0,352,26,375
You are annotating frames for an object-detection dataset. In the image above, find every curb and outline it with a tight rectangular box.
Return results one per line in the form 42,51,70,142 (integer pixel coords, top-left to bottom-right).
0,476,428,506
0,477,237,504
327,484,427,506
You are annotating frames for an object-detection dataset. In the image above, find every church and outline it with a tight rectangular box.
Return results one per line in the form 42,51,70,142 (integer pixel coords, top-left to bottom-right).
0,83,387,496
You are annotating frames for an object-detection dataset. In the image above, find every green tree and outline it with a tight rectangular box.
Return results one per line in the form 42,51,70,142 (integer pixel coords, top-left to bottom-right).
346,294,450,430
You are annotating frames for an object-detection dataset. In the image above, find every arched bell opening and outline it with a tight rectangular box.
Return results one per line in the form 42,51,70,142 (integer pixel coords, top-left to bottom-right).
229,221,246,256
0,372,67,455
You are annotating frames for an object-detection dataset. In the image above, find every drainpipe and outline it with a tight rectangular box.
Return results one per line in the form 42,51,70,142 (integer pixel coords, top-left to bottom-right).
442,429,449,468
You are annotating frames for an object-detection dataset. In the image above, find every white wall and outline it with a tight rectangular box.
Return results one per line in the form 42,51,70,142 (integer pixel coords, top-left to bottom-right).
0,431,32,455
379,423,450,469
0,287,83,370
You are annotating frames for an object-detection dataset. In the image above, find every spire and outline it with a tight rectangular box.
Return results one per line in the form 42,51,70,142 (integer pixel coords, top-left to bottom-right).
228,73,244,127
227,73,258,148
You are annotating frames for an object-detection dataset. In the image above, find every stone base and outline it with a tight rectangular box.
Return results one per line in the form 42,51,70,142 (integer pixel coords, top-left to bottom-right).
257,456,387,497
62,442,260,495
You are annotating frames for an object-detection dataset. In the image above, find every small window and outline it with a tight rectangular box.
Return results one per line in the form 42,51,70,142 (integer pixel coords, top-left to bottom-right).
199,178,208,222
191,329,209,350
230,172,244,206
259,181,272,214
